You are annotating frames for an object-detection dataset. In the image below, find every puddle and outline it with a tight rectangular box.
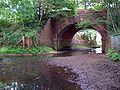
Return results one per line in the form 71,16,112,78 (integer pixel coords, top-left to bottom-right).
0,56,82,90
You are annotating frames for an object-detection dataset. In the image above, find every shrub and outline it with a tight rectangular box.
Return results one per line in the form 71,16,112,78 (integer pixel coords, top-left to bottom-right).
0,46,54,54
107,48,120,61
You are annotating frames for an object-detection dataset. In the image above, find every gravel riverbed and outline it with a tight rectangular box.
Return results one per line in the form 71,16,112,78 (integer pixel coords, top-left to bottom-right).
49,54,120,90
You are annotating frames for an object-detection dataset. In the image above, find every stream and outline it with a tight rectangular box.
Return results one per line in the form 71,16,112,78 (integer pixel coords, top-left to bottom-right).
0,48,101,90
0,56,81,90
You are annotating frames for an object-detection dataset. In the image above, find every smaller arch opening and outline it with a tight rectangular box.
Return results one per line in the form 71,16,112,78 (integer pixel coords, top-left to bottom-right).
72,29,102,53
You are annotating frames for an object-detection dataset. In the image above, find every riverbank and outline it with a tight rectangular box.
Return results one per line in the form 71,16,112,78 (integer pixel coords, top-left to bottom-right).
0,46,54,55
1,51,120,90
49,54,120,90
0,51,62,57
0,48,99,57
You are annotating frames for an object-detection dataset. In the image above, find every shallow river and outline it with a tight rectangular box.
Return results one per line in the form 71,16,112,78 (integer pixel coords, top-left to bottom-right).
0,48,101,90
0,56,82,90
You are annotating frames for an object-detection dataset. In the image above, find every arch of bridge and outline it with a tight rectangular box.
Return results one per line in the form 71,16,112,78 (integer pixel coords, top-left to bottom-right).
39,9,110,53
53,10,108,53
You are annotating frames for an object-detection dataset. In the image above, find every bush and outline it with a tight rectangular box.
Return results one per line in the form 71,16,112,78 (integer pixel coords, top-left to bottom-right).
0,46,54,54
107,48,120,61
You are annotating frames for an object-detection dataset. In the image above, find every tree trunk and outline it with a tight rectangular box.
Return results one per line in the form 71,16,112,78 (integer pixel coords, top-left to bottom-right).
22,36,25,48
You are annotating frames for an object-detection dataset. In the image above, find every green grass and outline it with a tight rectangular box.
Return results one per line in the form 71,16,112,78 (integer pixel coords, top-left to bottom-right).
73,45,89,48
0,46,54,54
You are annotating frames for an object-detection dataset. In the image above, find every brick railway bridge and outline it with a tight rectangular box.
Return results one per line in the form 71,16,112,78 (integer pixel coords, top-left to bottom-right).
38,10,110,53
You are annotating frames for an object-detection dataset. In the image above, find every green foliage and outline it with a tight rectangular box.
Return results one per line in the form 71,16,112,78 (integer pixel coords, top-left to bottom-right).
77,20,91,29
93,3,105,11
0,81,4,89
0,0,38,47
81,31,92,41
0,0,36,24
107,48,120,61
1,0,120,48
81,30,99,47
0,46,54,54
0,27,38,46
76,0,120,35
37,0,78,19
103,0,120,35
77,19,106,29
0,0,78,47
76,0,104,10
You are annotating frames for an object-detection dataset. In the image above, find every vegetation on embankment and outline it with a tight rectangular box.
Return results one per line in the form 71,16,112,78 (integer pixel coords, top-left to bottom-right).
73,45,89,49
0,46,54,54
0,0,77,48
0,0,120,56
107,48,120,61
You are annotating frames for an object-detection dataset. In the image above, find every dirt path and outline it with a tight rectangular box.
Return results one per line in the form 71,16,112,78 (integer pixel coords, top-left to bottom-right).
49,54,120,90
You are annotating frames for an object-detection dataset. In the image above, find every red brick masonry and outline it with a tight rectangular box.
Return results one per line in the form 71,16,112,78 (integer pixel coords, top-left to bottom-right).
38,10,110,53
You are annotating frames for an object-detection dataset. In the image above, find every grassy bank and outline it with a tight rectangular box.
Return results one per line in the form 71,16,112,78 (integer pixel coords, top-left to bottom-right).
0,46,54,54
107,48,120,61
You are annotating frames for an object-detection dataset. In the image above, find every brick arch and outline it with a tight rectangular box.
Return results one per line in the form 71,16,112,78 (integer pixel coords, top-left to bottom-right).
55,24,77,50
39,10,110,53
56,23,108,53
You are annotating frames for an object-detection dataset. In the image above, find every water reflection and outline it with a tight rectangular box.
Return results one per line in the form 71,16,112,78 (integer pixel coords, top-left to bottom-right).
95,48,102,53
52,48,100,57
0,56,81,90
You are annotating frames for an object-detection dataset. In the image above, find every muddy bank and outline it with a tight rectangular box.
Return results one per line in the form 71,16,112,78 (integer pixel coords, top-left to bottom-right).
49,54,120,90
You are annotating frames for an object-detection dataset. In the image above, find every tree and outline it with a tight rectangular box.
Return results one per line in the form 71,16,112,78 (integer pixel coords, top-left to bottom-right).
0,0,78,47
35,0,78,28
103,0,120,35
75,0,120,35
0,0,37,47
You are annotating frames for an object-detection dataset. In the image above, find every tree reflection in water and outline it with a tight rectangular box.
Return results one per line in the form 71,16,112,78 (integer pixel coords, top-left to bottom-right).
0,56,82,90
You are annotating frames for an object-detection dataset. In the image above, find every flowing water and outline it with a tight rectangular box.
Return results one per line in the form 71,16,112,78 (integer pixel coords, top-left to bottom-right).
0,56,81,90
